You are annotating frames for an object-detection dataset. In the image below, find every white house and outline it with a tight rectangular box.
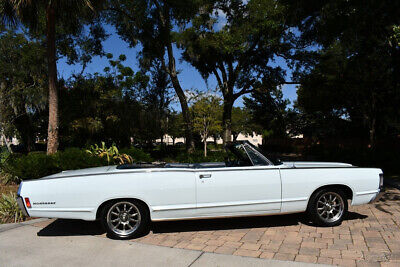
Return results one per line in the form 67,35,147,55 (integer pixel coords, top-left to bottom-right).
156,132,263,146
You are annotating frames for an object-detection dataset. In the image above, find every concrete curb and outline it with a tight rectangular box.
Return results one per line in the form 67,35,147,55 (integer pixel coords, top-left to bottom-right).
0,217,49,233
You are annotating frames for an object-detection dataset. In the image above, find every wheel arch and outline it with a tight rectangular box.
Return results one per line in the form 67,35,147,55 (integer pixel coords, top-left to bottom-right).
96,197,151,220
307,184,353,209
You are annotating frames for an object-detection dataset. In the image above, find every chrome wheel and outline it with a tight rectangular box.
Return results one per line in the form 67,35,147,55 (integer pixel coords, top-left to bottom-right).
107,201,141,237
316,192,344,223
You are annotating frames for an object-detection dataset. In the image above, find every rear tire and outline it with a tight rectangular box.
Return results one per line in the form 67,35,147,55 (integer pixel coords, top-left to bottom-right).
100,200,150,239
307,188,348,227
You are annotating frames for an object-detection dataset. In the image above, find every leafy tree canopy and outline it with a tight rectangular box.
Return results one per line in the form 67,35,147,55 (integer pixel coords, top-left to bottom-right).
177,0,295,142
0,31,47,151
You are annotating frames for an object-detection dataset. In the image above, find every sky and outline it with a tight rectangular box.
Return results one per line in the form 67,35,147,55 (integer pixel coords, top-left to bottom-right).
58,25,298,110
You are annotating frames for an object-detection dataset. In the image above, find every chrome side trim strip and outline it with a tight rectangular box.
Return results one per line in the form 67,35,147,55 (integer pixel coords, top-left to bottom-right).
281,197,308,203
28,208,93,213
152,204,196,211
356,190,379,196
153,199,286,212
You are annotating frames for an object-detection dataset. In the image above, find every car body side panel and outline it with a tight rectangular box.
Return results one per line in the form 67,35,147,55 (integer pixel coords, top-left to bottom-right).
19,166,382,222
195,167,281,216
279,167,381,213
20,169,197,221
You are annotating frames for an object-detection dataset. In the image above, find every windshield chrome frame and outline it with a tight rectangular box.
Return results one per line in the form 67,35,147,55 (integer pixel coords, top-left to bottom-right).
243,143,274,166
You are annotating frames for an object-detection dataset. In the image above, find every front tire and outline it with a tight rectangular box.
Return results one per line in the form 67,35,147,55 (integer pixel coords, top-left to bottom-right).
308,188,348,227
100,200,149,239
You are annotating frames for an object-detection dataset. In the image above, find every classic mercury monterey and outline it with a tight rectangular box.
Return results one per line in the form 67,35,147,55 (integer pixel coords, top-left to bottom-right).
17,141,384,239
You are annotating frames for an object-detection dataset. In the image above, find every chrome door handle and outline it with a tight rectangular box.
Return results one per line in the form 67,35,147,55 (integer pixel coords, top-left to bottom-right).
199,174,212,179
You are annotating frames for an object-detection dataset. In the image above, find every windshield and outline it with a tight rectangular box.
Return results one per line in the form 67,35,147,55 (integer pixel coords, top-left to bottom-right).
227,141,273,166
243,143,273,166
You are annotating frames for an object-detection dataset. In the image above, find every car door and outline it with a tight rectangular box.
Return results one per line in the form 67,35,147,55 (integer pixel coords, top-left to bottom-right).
195,166,282,217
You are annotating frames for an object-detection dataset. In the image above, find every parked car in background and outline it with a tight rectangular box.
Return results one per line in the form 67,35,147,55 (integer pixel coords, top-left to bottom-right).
17,141,383,239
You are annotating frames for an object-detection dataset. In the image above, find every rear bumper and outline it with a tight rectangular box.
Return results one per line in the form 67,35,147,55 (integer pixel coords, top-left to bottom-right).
16,196,29,217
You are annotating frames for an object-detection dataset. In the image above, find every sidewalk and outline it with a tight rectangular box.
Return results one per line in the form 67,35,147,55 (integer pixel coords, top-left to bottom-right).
0,220,330,267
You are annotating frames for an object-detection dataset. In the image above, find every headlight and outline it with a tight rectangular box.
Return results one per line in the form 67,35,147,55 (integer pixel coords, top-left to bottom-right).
379,173,384,188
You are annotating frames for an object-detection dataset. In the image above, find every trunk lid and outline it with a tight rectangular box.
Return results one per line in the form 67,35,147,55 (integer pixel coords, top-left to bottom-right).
42,166,114,179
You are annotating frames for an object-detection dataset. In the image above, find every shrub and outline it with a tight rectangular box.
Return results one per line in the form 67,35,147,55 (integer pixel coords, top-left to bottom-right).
54,148,106,170
0,148,108,182
1,152,59,182
120,147,153,162
0,147,10,165
0,192,25,224
0,172,16,185
175,150,226,163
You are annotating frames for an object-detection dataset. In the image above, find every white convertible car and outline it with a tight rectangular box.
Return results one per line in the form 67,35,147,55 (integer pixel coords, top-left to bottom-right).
17,141,384,239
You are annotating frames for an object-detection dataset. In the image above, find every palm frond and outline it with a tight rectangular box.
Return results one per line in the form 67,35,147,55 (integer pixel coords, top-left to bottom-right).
0,0,19,27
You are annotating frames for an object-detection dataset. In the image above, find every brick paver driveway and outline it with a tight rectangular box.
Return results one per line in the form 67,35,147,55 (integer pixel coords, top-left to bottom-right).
136,188,400,266
34,187,400,267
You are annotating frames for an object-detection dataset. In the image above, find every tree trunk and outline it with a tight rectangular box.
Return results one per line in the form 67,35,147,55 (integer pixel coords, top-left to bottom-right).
222,98,234,144
165,46,195,152
171,76,194,152
46,4,59,155
204,138,207,157
369,116,376,149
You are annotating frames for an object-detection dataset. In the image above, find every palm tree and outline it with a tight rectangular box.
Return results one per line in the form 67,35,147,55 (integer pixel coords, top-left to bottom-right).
0,0,95,154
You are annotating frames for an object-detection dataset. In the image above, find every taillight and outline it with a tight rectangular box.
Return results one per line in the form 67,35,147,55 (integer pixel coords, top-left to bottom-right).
25,197,32,208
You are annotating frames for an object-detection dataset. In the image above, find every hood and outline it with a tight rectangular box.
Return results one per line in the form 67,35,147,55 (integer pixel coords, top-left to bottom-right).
282,161,353,168
42,166,115,179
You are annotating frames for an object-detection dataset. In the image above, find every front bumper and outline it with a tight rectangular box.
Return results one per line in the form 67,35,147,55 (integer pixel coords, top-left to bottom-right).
16,196,29,217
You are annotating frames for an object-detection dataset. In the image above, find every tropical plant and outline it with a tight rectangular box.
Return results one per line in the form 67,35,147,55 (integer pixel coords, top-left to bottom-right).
0,192,25,223
86,142,133,165
119,147,153,163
